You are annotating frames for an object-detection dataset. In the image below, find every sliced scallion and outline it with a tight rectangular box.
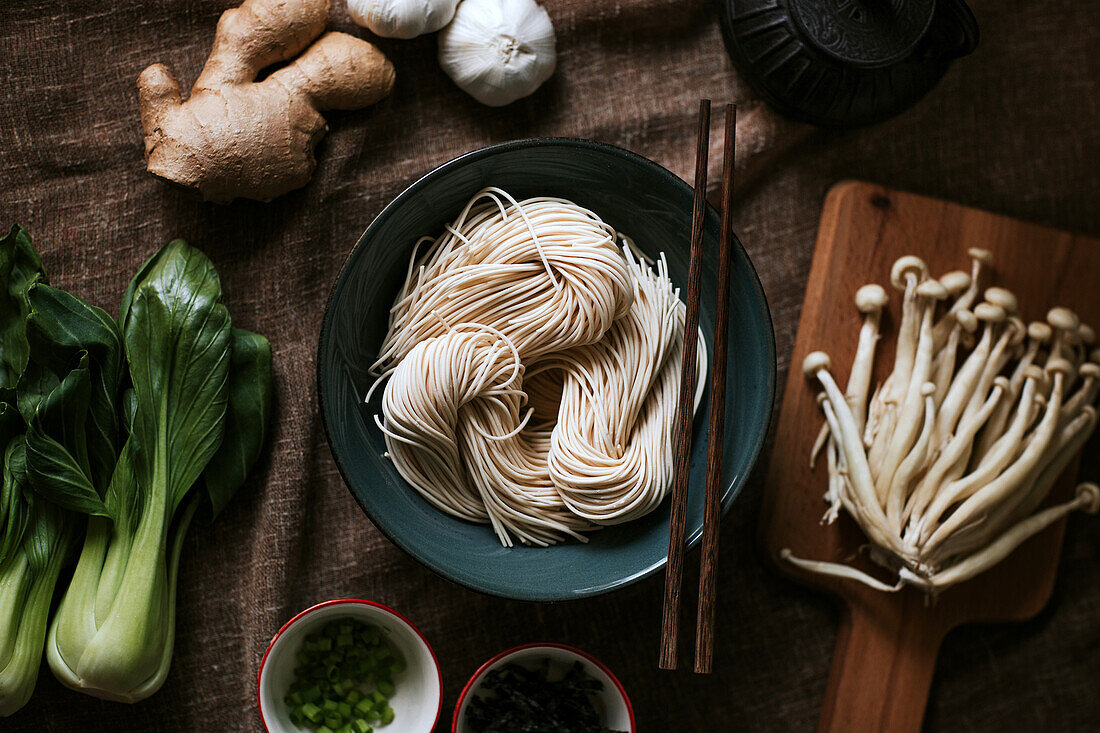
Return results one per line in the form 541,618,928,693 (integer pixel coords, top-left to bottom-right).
282,618,402,730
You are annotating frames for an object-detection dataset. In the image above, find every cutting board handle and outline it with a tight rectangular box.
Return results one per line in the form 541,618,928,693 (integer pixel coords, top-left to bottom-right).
817,601,946,733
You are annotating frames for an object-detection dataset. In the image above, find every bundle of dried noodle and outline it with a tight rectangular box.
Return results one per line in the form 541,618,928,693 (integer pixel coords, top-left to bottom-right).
370,189,705,546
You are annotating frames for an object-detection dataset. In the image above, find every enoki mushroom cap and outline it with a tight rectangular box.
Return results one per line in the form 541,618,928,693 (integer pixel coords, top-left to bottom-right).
974,302,1007,323
1079,362,1100,380
921,381,936,397
1047,306,1080,332
855,283,889,312
1079,323,1096,345
992,375,1011,392
1076,483,1100,515
890,255,929,289
984,286,1019,314
1027,321,1052,343
967,247,994,264
802,351,832,376
955,309,978,333
916,280,948,300
1024,364,1046,384
1046,357,1075,377
1091,347,1100,364
939,270,971,295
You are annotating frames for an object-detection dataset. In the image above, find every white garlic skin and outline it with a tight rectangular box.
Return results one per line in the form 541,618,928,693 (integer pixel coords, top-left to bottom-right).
438,0,556,107
347,0,459,39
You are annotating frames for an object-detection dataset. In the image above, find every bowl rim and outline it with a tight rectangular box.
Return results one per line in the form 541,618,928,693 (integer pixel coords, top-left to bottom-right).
317,136,777,601
450,641,637,733
256,598,443,733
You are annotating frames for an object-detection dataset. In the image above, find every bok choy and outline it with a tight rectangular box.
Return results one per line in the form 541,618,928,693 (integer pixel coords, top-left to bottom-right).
0,224,80,717
0,227,272,713
47,240,273,702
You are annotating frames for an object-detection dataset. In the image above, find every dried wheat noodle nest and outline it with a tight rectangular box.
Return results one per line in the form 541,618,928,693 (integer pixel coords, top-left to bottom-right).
369,188,706,546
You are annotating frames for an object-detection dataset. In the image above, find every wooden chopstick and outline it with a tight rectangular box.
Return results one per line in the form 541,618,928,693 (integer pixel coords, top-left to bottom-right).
659,98,710,671
694,103,736,674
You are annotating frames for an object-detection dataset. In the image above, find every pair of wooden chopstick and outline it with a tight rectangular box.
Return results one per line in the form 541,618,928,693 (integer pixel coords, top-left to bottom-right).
659,99,736,674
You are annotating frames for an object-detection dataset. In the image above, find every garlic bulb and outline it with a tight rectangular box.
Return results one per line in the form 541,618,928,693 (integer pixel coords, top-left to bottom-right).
438,0,556,107
347,0,459,39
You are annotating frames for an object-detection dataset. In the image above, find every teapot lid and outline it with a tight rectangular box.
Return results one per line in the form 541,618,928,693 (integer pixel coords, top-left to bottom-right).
718,0,978,127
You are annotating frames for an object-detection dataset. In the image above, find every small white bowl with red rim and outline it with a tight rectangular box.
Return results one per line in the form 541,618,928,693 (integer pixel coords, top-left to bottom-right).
452,642,635,732
258,599,442,733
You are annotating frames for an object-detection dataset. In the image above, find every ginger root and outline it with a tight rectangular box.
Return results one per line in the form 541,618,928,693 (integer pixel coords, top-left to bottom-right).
137,0,394,203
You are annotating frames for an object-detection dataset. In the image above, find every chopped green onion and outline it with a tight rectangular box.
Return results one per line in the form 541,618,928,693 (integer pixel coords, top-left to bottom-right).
282,617,402,730
301,702,323,724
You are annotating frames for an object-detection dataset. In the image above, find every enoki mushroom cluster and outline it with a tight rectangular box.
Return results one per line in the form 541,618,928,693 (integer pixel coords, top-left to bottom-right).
369,189,705,546
785,249,1099,595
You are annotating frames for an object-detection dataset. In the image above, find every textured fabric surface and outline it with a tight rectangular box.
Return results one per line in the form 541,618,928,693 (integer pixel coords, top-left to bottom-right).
2,0,1098,730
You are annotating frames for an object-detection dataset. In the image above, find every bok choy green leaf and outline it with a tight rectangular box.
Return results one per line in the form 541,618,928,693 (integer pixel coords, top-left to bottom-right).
0,226,45,394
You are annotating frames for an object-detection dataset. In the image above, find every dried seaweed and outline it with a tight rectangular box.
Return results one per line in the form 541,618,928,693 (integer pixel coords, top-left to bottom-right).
465,659,626,733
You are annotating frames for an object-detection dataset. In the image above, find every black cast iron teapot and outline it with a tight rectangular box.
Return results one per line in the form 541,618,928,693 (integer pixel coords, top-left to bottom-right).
718,0,979,127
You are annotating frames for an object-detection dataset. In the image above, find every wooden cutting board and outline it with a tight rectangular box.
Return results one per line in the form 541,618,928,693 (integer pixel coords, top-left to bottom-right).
760,181,1099,733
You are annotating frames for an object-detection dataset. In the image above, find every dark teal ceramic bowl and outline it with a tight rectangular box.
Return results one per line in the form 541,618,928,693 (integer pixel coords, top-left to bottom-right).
318,139,775,601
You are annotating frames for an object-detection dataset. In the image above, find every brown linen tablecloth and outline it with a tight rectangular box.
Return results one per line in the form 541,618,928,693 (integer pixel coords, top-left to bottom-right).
2,0,1098,730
